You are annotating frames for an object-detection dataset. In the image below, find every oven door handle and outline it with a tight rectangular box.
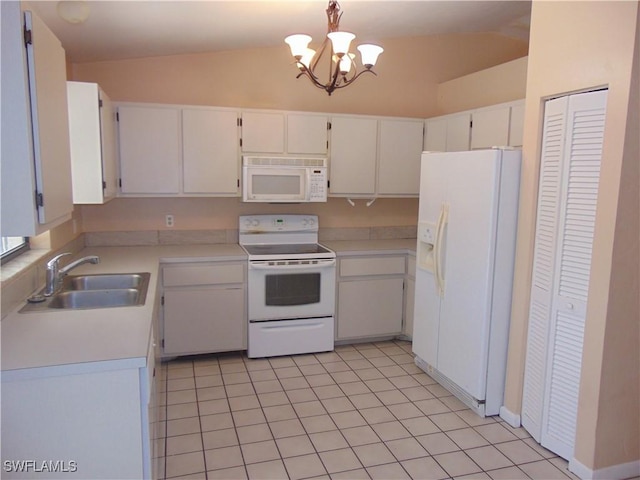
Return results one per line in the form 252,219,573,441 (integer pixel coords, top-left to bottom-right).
249,259,336,270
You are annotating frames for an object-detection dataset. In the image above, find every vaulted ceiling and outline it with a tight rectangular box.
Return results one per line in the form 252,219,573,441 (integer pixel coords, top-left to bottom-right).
28,1,531,63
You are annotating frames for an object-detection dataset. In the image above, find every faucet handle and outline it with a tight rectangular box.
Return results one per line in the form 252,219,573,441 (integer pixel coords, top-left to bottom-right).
47,252,71,268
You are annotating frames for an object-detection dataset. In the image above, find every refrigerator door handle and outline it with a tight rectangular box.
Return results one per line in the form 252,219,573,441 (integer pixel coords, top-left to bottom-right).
435,203,449,296
433,203,445,296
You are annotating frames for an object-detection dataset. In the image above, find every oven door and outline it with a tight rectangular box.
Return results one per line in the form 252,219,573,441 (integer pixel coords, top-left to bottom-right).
248,258,336,321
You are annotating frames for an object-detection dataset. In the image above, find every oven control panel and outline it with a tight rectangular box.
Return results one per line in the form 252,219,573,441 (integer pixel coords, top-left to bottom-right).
240,214,318,233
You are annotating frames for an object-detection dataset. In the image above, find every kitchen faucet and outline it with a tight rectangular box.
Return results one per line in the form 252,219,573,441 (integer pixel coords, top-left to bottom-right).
44,253,100,296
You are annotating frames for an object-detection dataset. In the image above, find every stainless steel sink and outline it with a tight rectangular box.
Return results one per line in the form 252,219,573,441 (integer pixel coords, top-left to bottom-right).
19,272,150,312
64,273,148,291
48,289,141,309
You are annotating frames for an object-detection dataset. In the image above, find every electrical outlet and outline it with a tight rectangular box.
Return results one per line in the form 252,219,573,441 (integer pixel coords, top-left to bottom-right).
165,215,174,227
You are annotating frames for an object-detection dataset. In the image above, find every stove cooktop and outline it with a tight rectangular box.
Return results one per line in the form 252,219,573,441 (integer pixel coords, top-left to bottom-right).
242,243,333,257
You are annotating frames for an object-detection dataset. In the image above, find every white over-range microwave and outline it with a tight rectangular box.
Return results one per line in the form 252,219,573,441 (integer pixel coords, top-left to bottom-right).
242,156,328,203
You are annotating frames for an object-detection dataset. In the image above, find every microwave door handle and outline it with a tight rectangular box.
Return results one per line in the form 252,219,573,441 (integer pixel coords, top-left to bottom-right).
305,170,311,201
249,259,336,270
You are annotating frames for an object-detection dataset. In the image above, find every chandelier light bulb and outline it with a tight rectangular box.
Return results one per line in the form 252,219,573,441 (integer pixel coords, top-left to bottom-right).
327,31,355,56
339,53,355,74
300,48,316,69
357,44,384,69
285,34,312,59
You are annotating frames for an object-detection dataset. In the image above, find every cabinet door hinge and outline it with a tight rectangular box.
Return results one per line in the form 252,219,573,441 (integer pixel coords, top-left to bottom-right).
161,296,165,306
327,121,332,130
102,180,107,190
239,138,243,147
98,98,103,108
327,180,330,189
118,178,122,188
35,191,43,207
161,339,165,348
470,120,473,128
23,27,32,46
237,118,243,127
116,111,119,122
237,179,240,188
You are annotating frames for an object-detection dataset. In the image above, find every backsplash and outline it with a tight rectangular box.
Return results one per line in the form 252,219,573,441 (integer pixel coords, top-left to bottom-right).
84,226,417,247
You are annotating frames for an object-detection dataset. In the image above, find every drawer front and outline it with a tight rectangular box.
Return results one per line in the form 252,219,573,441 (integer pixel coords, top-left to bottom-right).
340,256,405,277
163,263,244,287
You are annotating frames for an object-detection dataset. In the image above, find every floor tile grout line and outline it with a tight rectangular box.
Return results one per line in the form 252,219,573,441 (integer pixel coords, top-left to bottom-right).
161,340,568,480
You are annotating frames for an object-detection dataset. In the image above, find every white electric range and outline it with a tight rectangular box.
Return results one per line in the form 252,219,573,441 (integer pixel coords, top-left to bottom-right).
239,214,336,358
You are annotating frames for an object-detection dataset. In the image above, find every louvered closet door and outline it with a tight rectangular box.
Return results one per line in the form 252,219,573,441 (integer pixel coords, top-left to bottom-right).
522,96,568,440
522,89,608,460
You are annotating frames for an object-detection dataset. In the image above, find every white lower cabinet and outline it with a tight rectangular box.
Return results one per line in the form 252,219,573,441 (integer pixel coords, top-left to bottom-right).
1,344,158,479
162,262,246,356
336,256,405,341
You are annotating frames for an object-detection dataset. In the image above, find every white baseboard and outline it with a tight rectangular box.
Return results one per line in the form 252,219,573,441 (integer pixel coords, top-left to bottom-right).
570,457,640,480
499,405,521,428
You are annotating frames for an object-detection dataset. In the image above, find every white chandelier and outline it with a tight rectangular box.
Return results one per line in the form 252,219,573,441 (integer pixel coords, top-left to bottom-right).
284,1,384,96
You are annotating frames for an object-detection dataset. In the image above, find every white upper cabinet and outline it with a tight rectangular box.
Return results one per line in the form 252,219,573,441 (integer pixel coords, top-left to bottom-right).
182,108,239,195
287,113,328,155
424,117,448,152
329,116,378,196
241,111,285,153
446,112,472,151
470,105,510,149
1,5,73,236
241,111,328,155
378,119,424,195
67,82,118,204
117,104,181,194
424,100,525,153
508,101,525,147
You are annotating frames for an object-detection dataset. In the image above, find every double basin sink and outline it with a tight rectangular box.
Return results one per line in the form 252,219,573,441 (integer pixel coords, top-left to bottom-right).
20,273,150,312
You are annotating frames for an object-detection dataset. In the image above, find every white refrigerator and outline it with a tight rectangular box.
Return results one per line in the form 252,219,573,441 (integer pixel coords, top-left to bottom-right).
413,148,521,416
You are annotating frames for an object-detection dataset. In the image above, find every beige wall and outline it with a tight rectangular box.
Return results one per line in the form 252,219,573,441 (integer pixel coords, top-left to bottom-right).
436,56,527,114
71,32,526,234
503,0,639,472
72,33,527,119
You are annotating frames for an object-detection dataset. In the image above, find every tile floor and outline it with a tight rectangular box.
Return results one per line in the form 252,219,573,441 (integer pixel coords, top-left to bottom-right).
158,340,578,480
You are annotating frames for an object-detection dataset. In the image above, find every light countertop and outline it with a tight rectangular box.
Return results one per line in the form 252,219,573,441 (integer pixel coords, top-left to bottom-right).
1,244,246,377
324,239,416,256
1,240,414,377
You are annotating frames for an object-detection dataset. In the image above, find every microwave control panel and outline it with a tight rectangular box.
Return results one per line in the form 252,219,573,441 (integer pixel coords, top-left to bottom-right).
309,168,327,202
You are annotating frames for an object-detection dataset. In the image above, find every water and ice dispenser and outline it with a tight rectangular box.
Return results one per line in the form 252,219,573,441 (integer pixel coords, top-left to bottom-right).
417,222,437,273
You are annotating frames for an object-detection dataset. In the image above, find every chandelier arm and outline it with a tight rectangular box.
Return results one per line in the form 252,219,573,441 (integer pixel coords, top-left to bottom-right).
332,68,377,90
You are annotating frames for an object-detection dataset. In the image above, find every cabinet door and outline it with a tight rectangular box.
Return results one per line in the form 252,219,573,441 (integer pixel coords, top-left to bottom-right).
424,118,447,152
329,116,378,195
337,278,404,339
99,88,118,201
25,11,73,226
2,7,74,236
470,106,510,149
287,113,328,154
509,101,525,147
241,112,285,153
118,105,181,194
67,82,117,204
446,113,471,152
182,108,239,195
378,119,424,195
164,287,245,355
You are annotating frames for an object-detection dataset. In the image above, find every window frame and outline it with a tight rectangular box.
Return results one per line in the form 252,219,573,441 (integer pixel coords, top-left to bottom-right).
1,237,30,265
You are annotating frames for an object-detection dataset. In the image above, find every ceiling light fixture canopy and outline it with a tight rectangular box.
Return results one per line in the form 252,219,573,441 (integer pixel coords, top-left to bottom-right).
285,1,383,96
